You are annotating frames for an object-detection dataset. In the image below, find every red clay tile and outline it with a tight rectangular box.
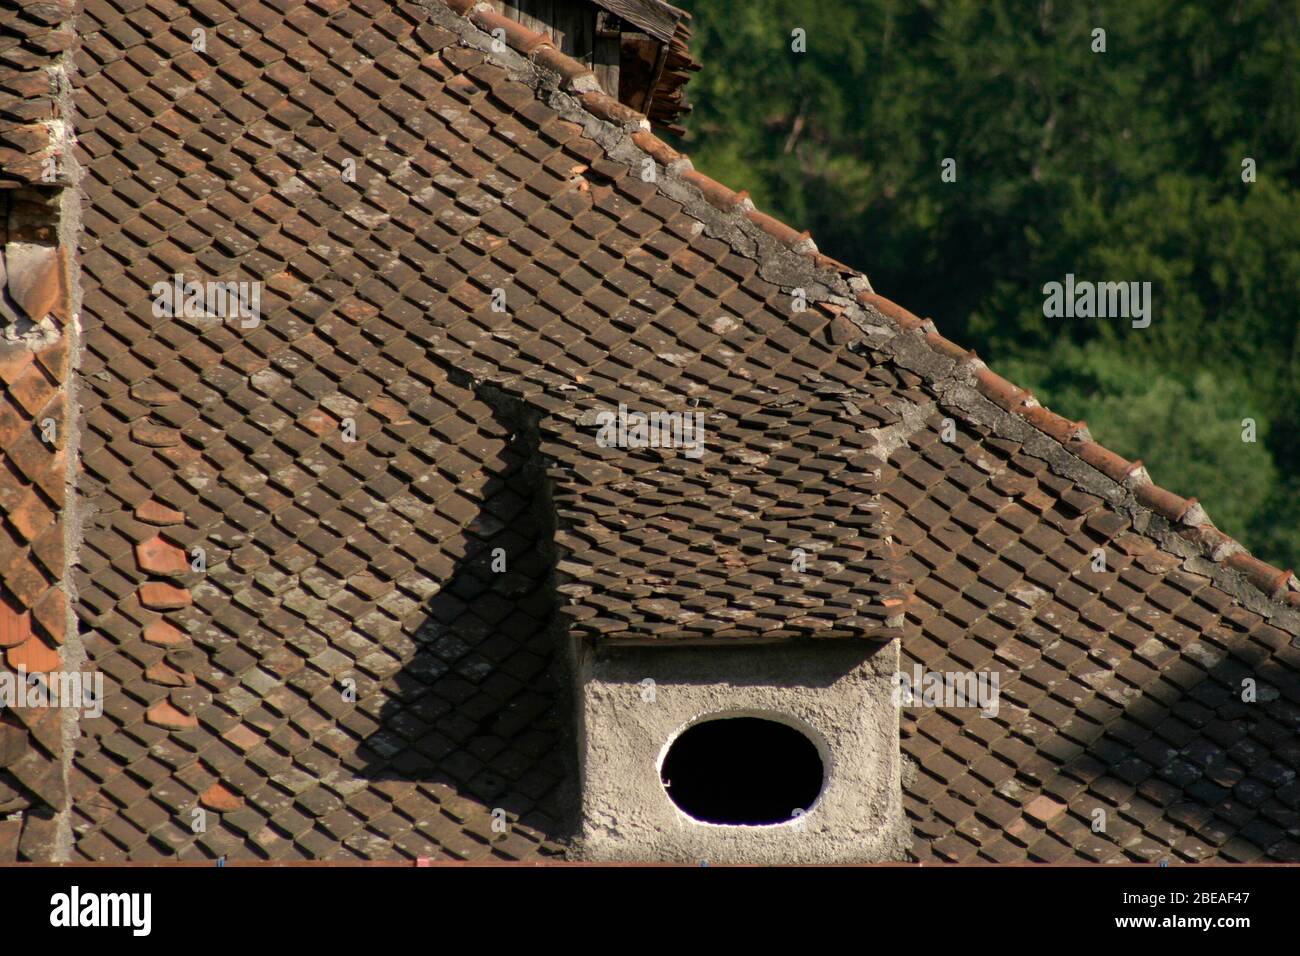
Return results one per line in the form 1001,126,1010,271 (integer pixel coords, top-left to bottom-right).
298,409,335,436
532,45,591,88
41,0,1300,870
128,382,180,406
1025,794,1068,823
680,169,745,211
0,599,32,649
0,348,34,386
858,290,926,330
138,582,192,610
4,244,63,322
129,423,181,447
222,724,262,752
631,130,683,168
29,586,66,645
8,490,53,543
1225,553,1291,597
467,8,552,55
144,661,194,687
145,700,198,731
142,619,186,646
1133,481,1193,523
199,782,244,812
134,500,186,525
5,635,61,673
135,535,188,575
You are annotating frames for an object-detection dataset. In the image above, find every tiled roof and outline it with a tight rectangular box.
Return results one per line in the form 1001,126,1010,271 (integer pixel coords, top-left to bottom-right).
881,375,1300,862
0,326,71,859
0,0,1293,862
0,0,74,188
0,215,71,858
68,0,567,862
414,115,911,639
545,381,910,642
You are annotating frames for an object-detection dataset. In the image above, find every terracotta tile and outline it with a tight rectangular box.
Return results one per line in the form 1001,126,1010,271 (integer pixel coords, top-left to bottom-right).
50,0,1299,870
5,244,63,322
134,535,188,575
144,661,194,687
8,489,54,543
128,382,180,406
222,724,262,752
129,423,181,447
0,349,35,386
142,618,186,646
199,782,244,812
0,597,32,648
5,635,61,673
1024,794,1069,823
134,500,186,526
144,700,199,731
138,582,192,610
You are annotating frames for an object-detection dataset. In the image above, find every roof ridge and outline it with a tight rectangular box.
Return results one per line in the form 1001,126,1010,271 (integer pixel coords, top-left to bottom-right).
432,0,1300,627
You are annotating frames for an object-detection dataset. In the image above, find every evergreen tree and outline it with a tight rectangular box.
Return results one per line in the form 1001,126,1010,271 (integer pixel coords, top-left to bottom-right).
679,0,1300,565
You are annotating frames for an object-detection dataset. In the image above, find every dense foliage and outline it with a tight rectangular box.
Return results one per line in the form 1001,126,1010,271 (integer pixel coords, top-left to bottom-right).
678,0,1300,565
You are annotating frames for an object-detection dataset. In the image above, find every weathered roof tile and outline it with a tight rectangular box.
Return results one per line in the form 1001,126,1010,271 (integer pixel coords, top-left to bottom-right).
0,0,1278,865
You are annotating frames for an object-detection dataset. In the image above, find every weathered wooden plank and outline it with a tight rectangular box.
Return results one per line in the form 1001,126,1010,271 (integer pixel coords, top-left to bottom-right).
489,0,683,49
508,0,600,59
514,0,548,37
593,9,621,98
566,0,595,63
618,32,658,112
591,0,683,44
641,36,669,116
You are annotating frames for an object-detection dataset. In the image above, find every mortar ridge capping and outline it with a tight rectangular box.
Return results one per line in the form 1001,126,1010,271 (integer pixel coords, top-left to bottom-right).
428,0,1299,628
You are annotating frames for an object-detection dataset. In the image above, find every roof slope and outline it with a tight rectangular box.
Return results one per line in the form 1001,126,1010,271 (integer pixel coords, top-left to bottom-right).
425,0,1299,859
0,0,75,851
70,0,566,862
880,375,1300,862
0,0,73,188
416,122,911,639
0,325,71,859
46,0,1300,864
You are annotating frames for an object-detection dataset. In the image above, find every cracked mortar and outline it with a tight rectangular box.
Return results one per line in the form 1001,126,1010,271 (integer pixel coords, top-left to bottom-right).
369,1,1300,862
54,33,85,863
422,0,1300,639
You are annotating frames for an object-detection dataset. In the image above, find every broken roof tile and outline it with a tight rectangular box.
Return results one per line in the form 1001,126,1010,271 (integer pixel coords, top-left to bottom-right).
4,0,1284,867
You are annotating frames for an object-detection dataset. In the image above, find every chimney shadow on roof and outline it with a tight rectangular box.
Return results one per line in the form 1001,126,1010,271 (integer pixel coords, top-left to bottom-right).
1025,646,1300,862
354,394,573,856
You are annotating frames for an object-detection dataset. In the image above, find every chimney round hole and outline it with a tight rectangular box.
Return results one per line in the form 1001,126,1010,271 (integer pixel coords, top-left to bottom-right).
660,715,824,826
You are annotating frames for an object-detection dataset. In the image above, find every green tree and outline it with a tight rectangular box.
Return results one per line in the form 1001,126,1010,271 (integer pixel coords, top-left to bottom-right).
678,0,1300,565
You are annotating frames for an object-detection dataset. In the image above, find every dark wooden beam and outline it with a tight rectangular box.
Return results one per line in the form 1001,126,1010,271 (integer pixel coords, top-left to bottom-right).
486,0,697,131
588,0,684,45
593,9,621,99
617,31,658,112
499,0,598,60
490,0,686,53
640,35,669,118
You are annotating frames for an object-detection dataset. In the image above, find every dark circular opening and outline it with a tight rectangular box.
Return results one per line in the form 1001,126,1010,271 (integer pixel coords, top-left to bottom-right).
660,716,824,825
